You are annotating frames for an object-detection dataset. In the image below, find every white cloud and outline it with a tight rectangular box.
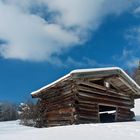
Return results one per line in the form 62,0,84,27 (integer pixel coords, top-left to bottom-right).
134,7,140,14
0,1,79,61
133,0,140,15
0,0,137,62
113,18,140,67
126,58,139,68
114,47,140,68
115,22,140,68
121,49,139,68
49,56,113,68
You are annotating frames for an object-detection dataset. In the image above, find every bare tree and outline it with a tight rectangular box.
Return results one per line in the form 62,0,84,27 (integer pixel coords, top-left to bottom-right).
0,102,18,121
19,99,40,127
133,61,140,86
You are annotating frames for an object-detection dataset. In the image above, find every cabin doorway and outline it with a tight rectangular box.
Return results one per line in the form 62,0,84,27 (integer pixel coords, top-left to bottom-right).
99,105,116,123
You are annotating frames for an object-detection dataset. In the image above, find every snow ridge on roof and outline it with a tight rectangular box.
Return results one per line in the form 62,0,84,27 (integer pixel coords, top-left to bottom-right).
70,67,121,74
31,67,140,96
31,73,71,95
71,67,140,89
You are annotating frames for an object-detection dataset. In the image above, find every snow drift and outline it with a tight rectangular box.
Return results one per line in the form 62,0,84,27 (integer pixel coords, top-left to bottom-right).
0,99,140,140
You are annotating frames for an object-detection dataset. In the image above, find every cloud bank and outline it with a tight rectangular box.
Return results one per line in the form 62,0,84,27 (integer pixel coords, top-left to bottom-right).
0,0,136,62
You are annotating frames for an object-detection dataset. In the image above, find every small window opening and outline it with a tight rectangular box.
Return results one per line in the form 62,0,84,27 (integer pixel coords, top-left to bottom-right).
104,81,110,88
99,105,116,123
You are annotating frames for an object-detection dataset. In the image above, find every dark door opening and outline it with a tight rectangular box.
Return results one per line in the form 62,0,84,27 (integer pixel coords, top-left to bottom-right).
99,105,116,123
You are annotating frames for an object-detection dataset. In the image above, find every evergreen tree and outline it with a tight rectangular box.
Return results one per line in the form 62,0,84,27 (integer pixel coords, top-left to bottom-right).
133,61,140,86
0,103,3,121
0,102,18,121
19,100,39,127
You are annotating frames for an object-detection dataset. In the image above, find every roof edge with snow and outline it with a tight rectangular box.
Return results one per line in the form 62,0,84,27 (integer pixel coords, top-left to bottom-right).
31,67,140,97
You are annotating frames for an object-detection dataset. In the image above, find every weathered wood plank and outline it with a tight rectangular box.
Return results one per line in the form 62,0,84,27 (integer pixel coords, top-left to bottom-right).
77,92,132,106
77,85,131,103
77,107,98,113
47,116,74,121
76,94,133,108
78,115,98,120
46,107,75,114
76,80,130,98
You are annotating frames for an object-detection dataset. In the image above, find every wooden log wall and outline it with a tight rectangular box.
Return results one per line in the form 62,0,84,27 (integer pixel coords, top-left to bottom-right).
37,76,135,127
38,80,77,127
74,78,134,123
75,102,99,124
116,108,135,122
75,81,133,106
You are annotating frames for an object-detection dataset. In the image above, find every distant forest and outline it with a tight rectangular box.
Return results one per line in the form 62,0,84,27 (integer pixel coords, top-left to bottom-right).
0,102,18,121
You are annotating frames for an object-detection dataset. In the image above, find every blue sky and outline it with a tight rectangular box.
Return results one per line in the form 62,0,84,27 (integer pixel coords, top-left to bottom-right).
0,0,140,102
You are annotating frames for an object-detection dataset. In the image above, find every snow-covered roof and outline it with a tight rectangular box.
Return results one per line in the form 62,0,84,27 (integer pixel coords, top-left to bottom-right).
31,67,140,97
31,73,71,96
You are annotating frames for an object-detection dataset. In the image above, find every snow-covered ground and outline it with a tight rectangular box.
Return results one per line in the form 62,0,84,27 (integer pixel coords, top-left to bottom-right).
1,99,140,140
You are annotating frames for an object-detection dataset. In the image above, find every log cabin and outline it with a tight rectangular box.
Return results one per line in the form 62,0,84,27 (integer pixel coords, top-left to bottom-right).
31,67,140,127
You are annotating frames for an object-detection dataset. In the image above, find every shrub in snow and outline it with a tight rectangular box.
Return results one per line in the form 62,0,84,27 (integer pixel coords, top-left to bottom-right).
19,100,40,127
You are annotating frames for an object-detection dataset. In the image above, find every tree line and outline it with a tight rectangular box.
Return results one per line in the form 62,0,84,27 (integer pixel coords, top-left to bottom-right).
0,100,40,127
0,102,18,121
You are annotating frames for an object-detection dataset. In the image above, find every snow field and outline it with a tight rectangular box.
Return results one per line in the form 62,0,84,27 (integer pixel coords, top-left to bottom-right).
0,99,140,140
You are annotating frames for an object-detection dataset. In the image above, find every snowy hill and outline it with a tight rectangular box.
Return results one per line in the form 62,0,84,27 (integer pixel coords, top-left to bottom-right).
1,99,140,140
